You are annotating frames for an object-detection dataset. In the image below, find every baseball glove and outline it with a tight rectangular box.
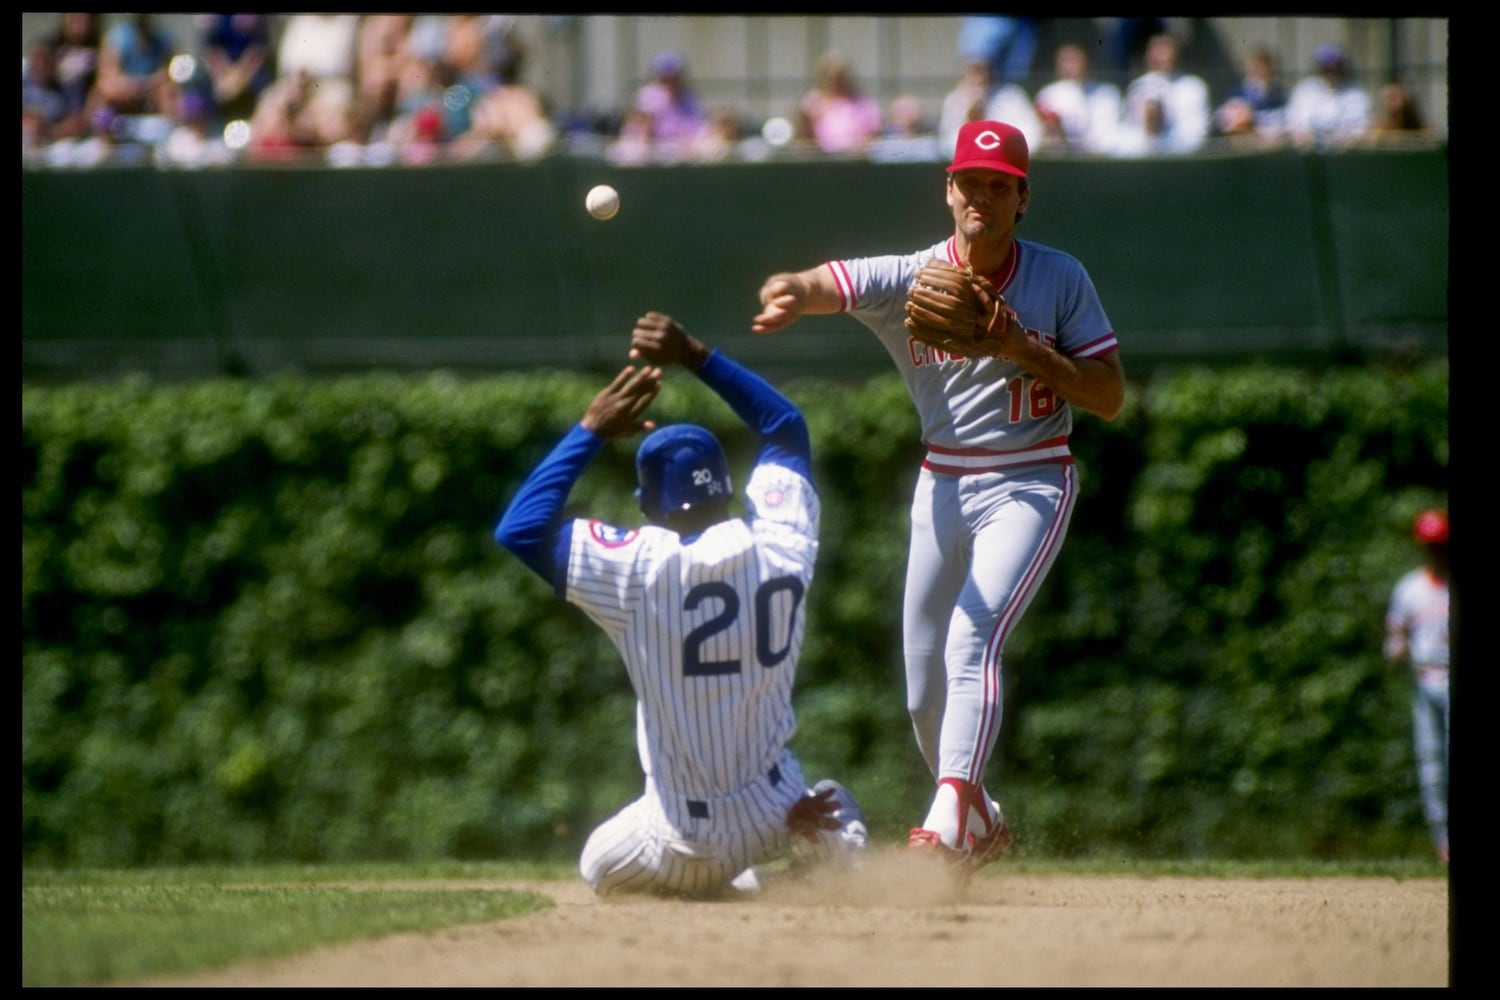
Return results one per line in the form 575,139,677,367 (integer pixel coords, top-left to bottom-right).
903,259,1002,357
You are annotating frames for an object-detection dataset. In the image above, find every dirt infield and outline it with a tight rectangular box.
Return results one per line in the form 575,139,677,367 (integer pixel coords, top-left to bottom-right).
140,851,1450,987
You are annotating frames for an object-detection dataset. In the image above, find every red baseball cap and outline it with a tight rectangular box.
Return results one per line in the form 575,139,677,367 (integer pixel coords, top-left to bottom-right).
1413,509,1448,544
948,120,1029,178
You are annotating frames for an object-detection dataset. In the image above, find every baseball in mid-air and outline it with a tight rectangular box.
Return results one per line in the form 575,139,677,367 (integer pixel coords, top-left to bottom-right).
586,184,620,221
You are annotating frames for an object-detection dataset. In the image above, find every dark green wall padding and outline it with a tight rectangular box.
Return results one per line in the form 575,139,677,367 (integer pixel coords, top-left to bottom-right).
23,147,1447,383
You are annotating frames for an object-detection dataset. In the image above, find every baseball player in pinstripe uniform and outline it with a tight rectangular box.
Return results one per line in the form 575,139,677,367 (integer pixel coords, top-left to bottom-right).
752,120,1126,879
495,312,867,899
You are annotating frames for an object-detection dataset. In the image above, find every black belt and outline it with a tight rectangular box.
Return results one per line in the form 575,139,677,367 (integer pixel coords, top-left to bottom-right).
686,764,782,819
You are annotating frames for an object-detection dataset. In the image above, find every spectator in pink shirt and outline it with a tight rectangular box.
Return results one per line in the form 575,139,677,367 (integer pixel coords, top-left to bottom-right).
632,51,708,152
797,51,883,155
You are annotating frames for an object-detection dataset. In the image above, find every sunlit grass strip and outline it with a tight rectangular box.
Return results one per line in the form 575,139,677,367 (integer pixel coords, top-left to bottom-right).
22,859,579,888
21,882,551,987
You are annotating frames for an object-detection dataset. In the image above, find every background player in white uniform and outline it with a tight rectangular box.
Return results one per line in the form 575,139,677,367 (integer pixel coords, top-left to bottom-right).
751,120,1125,878
1384,508,1450,864
495,312,867,899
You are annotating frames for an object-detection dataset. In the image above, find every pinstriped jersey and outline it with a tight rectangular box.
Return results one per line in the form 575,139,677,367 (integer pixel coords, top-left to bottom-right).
825,236,1118,456
564,460,819,803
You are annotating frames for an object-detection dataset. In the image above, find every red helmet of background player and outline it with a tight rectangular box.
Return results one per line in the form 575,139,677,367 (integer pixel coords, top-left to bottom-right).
947,120,1029,178
1412,509,1448,545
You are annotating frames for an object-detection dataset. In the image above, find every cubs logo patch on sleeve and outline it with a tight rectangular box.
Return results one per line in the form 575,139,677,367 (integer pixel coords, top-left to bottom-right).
588,520,639,548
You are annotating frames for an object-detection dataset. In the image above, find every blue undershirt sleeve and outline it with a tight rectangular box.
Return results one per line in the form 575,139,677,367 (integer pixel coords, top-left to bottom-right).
696,349,813,480
494,423,604,594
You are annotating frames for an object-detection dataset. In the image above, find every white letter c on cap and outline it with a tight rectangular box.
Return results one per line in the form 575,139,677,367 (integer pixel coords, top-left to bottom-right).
974,130,1003,150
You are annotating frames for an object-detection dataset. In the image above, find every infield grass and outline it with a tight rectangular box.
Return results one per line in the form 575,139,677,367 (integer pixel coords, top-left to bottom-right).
21,860,571,987
21,857,1443,987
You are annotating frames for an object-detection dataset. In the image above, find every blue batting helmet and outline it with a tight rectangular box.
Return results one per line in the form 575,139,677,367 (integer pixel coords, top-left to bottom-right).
635,424,732,522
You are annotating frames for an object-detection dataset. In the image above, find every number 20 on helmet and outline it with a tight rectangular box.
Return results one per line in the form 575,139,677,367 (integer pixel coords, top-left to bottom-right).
634,424,732,522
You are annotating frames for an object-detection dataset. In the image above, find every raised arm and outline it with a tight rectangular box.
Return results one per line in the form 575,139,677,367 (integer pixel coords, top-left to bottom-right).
630,311,811,477
751,265,846,334
494,364,662,588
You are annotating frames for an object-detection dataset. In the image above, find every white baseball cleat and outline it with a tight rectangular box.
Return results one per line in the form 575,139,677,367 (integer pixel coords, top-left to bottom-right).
793,779,869,869
819,779,870,865
729,867,764,893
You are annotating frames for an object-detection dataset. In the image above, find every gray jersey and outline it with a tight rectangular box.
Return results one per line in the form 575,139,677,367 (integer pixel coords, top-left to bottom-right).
828,236,1118,463
1386,568,1450,670
1384,566,1451,858
564,461,818,821
820,235,1118,833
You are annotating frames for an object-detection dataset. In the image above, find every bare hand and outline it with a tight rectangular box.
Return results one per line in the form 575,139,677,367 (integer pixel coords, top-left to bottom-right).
580,364,662,440
786,785,842,841
752,273,806,334
629,311,709,370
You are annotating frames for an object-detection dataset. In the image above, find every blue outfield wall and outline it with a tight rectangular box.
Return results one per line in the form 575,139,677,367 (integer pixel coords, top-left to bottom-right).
21,146,1448,383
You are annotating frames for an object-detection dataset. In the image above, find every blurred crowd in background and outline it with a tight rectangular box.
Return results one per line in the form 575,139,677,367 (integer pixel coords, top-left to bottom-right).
21,14,1445,170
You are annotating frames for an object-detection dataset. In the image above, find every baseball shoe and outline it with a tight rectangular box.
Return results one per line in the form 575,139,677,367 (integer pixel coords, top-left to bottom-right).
966,809,1013,874
907,827,974,889
909,792,1012,881
907,827,968,859
729,867,764,893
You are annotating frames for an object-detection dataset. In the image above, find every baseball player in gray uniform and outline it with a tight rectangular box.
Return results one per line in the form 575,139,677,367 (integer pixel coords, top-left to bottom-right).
1384,508,1450,864
752,119,1126,879
495,312,867,899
